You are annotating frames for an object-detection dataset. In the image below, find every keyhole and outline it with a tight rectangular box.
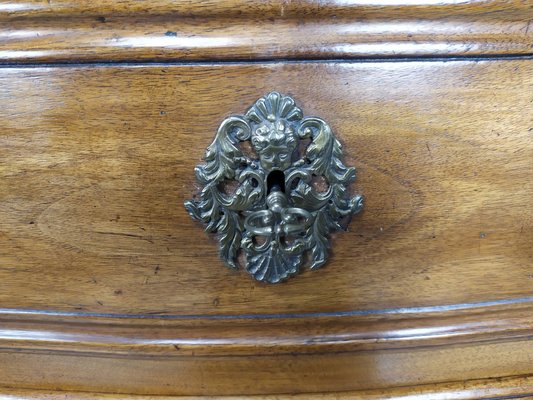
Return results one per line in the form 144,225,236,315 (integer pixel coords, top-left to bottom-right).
267,170,285,194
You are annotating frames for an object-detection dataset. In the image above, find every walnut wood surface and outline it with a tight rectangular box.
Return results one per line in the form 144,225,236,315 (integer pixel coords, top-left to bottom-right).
0,0,531,62
1,60,531,316
1,339,532,395
1,0,530,19
0,58,532,395
1,375,532,399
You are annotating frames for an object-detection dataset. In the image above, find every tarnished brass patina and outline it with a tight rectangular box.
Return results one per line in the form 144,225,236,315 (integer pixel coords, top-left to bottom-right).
185,92,363,283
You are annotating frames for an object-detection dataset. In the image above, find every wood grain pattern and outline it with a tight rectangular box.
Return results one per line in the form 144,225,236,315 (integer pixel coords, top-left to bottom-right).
0,57,532,395
0,59,531,316
1,339,532,395
1,0,531,19
0,0,531,62
0,302,531,357
1,0,532,396
1,375,532,399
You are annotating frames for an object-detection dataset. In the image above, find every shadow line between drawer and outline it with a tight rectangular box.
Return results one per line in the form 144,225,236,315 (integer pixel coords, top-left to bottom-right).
0,296,532,320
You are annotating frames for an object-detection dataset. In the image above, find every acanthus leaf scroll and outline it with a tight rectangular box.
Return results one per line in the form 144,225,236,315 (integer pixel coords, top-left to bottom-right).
185,92,363,283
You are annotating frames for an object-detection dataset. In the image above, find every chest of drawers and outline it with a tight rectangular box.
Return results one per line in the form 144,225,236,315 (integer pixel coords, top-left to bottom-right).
0,1,532,398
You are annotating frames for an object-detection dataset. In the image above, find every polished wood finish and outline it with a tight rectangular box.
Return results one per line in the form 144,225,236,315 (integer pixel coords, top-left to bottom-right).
1,60,531,315
2,0,531,18
0,0,532,62
1,375,532,399
1,0,532,396
0,338,531,395
0,58,532,395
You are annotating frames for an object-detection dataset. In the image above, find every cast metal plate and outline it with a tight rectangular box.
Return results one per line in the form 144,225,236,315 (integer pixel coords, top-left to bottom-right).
185,92,363,283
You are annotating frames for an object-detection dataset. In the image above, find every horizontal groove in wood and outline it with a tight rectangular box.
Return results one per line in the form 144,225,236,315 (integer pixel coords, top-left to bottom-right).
0,53,532,68
2,296,533,319
0,303,531,357
0,2,531,62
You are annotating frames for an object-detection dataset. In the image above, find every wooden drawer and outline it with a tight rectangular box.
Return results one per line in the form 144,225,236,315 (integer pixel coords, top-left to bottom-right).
1,59,532,396
0,0,532,397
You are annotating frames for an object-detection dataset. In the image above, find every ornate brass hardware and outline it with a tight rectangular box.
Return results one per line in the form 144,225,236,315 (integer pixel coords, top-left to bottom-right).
185,92,363,283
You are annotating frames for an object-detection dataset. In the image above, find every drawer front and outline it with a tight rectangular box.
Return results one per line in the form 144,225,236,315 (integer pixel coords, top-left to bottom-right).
0,59,532,394
1,60,531,314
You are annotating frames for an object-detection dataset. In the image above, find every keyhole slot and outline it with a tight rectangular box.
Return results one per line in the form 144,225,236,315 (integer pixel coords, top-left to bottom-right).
267,170,286,194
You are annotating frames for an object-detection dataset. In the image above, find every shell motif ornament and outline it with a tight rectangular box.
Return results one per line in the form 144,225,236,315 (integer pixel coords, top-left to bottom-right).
185,92,363,283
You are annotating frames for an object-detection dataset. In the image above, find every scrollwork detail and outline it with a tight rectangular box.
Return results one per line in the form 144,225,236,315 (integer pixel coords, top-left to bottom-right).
185,92,363,282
